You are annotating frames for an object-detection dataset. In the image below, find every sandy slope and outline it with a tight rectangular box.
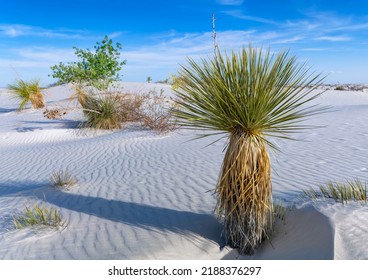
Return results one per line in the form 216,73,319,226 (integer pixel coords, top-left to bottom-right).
0,83,367,259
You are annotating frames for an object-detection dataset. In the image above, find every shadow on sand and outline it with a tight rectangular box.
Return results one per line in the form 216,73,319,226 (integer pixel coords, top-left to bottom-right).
5,181,224,246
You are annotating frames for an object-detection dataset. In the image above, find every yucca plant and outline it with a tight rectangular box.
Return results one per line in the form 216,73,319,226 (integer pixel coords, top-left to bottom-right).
173,46,326,254
7,79,45,111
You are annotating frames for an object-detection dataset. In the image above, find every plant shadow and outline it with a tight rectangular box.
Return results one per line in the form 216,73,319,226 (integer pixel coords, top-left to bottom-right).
0,181,46,197
18,120,81,130
0,108,16,113
12,183,224,246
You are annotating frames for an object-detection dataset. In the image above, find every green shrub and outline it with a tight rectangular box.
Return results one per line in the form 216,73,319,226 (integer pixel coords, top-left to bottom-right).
7,79,45,111
13,204,65,229
50,36,126,91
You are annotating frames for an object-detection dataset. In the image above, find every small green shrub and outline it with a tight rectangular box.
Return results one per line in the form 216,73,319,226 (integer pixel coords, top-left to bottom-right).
303,178,367,204
7,79,45,110
50,169,77,189
13,204,65,229
50,36,126,91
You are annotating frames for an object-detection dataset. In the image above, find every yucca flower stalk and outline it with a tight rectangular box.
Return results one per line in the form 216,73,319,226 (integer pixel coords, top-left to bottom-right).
7,79,45,111
173,46,326,254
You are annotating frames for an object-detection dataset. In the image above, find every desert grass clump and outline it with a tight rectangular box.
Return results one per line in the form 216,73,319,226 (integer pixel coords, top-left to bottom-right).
173,46,325,255
81,93,123,130
50,169,77,189
303,178,367,204
13,204,65,229
7,79,45,111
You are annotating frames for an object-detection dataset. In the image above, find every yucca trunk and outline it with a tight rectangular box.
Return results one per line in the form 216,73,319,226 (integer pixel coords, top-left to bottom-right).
215,129,273,254
29,92,45,109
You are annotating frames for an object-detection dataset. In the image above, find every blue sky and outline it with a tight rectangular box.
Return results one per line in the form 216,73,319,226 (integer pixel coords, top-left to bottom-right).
1,0,368,86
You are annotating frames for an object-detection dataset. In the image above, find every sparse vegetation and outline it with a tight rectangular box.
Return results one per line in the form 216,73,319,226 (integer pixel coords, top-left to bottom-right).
50,169,77,189
140,89,178,133
173,46,325,255
303,178,367,204
335,85,345,91
73,85,176,133
7,79,45,111
43,108,67,119
50,36,126,91
12,204,65,229
117,93,145,122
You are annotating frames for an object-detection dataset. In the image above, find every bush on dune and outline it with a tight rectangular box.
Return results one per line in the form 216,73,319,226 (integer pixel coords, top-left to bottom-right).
173,46,326,255
50,36,126,91
140,89,178,134
7,79,45,111
80,92,124,130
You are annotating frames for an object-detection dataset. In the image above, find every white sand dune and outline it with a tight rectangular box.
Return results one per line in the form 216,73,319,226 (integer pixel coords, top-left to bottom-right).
0,83,368,259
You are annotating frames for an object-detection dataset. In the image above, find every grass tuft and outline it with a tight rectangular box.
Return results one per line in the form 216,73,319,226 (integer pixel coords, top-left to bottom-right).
81,93,123,130
50,169,77,189
8,79,45,111
12,204,65,229
303,178,367,204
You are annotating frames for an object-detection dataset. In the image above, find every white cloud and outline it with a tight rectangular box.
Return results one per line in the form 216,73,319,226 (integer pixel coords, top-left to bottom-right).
300,48,328,52
217,0,244,5
316,36,352,42
223,10,278,25
0,24,84,38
